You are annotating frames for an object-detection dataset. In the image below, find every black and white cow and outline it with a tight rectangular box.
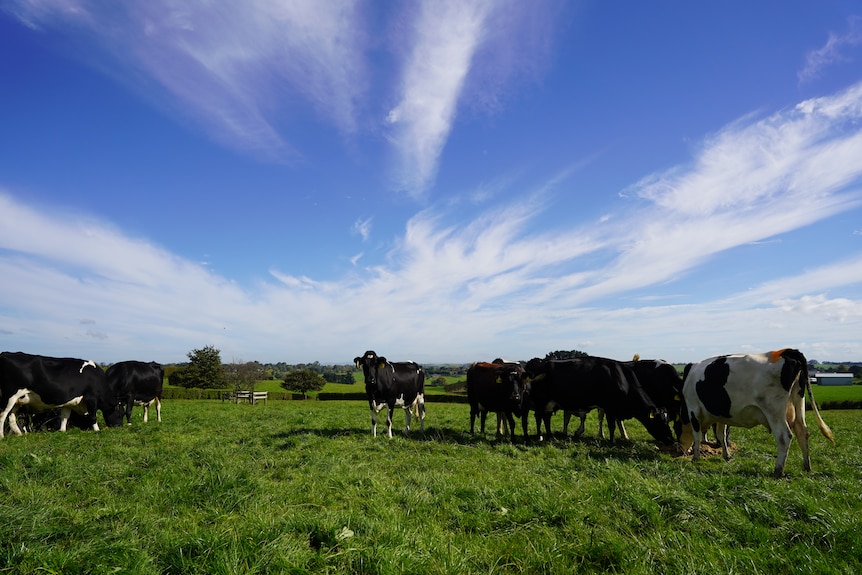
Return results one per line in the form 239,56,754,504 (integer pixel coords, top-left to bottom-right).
523,356,675,444
0,351,123,438
106,361,164,424
467,361,525,441
679,348,833,478
354,351,426,438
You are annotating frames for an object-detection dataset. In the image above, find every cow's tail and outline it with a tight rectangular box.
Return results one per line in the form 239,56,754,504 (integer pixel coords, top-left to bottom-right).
802,361,834,444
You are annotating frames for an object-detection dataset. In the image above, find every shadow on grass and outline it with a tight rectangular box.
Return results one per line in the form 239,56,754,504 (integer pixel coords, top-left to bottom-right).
271,423,670,462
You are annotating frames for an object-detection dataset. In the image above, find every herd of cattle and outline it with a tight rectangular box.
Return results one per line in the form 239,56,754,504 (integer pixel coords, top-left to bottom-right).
354,348,834,478
0,348,835,478
0,352,163,436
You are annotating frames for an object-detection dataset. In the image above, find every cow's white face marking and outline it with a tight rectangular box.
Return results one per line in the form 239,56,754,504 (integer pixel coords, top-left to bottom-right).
80,360,96,373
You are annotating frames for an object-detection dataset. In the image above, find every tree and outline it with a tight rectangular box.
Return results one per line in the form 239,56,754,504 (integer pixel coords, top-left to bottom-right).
181,345,223,389
224,359,264,393
282,370,327,399
544,349,588,360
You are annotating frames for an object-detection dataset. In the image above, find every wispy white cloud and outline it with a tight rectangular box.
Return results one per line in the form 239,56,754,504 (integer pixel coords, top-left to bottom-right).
385,0,494,195
385,0,562,196
799,16,862,84
5,0,562,194
352,217,373,242
4,0,366,162
2,81,862,363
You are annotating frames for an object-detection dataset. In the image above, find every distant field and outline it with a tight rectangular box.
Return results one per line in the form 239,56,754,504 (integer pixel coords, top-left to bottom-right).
173,377,862,403
807,383,862,404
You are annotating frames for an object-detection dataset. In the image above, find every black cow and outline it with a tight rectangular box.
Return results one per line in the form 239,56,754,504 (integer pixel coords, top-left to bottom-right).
354,350,426,438
0,351,123,438
467,361,525,441
523,356,675,444
106,361,164,424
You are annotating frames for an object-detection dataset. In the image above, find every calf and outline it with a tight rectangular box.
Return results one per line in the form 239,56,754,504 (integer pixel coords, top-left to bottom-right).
354,350,425,438
467,361,525,441
680,348,833,477
106,361,164,424
0,351,123,438
523,356,674,444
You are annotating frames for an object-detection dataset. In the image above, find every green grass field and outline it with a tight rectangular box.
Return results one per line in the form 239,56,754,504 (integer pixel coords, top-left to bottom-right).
0,400,859,574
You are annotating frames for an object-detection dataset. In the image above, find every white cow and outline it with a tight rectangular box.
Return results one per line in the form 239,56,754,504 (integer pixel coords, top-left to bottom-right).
680,348,833,478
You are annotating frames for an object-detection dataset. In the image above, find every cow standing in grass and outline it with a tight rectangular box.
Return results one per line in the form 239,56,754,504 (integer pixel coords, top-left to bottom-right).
0,351,123,437
679,348,833,478
523,355,675,444
467,361,525,442
354,351,425,438
106,361,164,424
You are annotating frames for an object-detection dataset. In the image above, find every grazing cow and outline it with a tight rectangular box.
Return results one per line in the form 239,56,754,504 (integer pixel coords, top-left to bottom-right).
106,361,164,424
467,361,525,441
523,356,675,444
564,358,683,442
680,348,833,478
0,352,123,438
354,351,425,438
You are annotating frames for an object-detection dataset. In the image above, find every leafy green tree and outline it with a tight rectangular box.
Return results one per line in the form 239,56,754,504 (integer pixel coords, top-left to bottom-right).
282,370,327,399
544,349,588,360
182,345,223,389
224,359,264,393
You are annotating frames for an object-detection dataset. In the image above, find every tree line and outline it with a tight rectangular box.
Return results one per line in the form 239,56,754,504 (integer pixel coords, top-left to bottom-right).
166,346,356,397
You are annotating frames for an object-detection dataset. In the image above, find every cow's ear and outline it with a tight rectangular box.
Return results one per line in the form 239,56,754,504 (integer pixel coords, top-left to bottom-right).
649,410,656,420
674,394,681,401
378,358,387,368
496,376,502,384
353,357,361,367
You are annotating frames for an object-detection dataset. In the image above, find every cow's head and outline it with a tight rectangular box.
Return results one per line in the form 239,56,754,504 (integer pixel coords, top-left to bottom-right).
100,398,124,428
354,351,385,389
500,365,527,414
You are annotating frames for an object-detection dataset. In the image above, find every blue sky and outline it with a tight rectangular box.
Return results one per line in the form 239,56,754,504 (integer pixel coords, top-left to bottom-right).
2,1,862,366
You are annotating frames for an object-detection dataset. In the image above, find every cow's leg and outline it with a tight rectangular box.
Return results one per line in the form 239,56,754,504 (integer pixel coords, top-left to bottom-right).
570,410,587,439
690,411,704,463
386,404,395,438
58,407,72,432
470,406,478,434
155,398,162,423
0,392,29,439
618,420,629,440
417,398,425,434
597,409,606,439
504,412,516,442
717,424,731,461
497,412,510,437
404,406,412,434
787,396,812,473
142,403,149,423
369,406,379,437
606,414,617,444
521,413,531,442
770,417,793,478
7,409,25,436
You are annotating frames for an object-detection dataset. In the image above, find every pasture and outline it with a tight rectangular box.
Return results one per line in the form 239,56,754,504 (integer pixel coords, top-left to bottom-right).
0,400,860,574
